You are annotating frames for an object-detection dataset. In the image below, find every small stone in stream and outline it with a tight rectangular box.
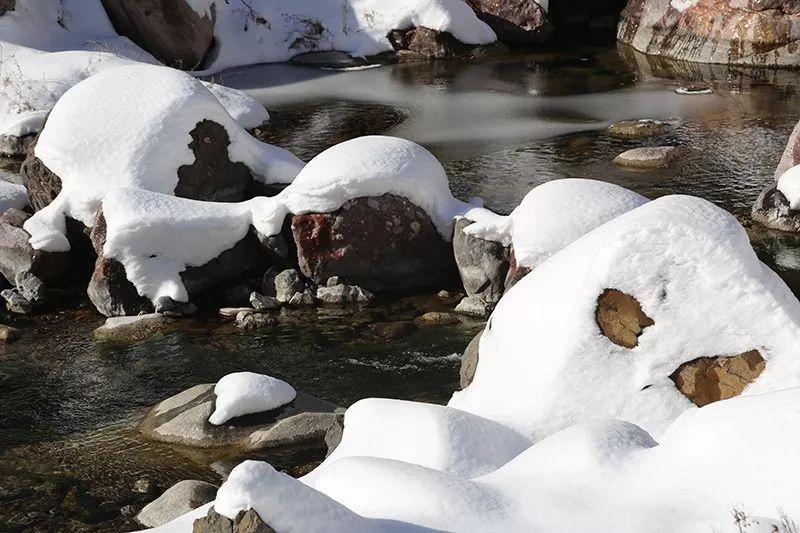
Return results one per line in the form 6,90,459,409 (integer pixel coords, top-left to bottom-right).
414,311,461,328
120,504,140,518
367,321,414,340
287,289,315,307
249,292,280,311
1,288,32,314
326,276,341,287
14,271,47,304
613,146,684,169
235,311,278,330
607,119,667,140
675,83,712,95
154,296,197,317
132,478,158,496
274,269,306,303
93,313,172,343
316,284,374,304
136,480,218,528
455,295,493,318
218,307,254,320
0,324,20,343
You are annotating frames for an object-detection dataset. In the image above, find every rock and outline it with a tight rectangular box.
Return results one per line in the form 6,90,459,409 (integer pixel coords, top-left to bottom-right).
752,185,800,233
136,480,217,528
324,413,345,456
193,508,277,533
452,218,509,310
465,0,550,44
618,0,800,67
88,256,154,317
367,321,414,340
272,269,305,303
613,146,684,169
61,486,116,523
292,194,455,292
287,289,316,307
388,27,473,60
155,296,197,317
246,411,345,451
99,0,215,69
0,132,34,161
133,478,159,496
138,384,340,450
460,330,483,389
120,504,140,518
316,284,374,305
670,350,765,407
0,0,13,16
0,324,20,343
776,120,800,178
249,292,280,311
21,144,62,212
289,50,368,68
326,276,341,287
675,83,712,95
414,311,461,328
93,313,173,343
503,248,532,293
218,307,253,320
1,288,32,314
607,119,667,140
235,311,278,330
14,270,47,304
595,289,654,349
455,295,493,318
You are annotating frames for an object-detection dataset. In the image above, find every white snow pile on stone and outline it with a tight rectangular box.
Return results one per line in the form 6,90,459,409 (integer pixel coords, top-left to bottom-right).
777,164,800,210
451,195,800,439
0,177,28,213
209,372,297,425
464,178,648,268
23,64,303,253
186,0,496,73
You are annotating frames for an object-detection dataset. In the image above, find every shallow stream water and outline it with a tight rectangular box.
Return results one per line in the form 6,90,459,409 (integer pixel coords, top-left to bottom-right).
3,43,800,531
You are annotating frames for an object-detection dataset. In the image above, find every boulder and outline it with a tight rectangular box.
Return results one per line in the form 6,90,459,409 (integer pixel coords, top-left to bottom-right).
136,480,217,529
287,289,316,307
235,310,278,330
389,27,473,60
249,292,280,311
452,217,509,312
670,350,765,407
751,185,800,233
21,141,62,212
455,295,493,318
291,194,455,292
93,313,174,343
607,119,667,140
503,248,532,293
460,329,482,389
776,120,800,178
613,146,684,169
271,269,306,303
193,508,276,533
618,0,800,67
465,0,550,44
316,284,374,305
99,0,216,69
0,324,20,343
1,288,31,314
138,383,341,451
595,289,654,349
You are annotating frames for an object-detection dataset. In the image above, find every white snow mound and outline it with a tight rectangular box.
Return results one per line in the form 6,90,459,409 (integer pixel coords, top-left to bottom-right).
777,164,800,210
210,372,297,425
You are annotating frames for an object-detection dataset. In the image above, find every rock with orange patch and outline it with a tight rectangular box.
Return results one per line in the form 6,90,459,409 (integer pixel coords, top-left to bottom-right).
670,350,765,407
595,289,654,348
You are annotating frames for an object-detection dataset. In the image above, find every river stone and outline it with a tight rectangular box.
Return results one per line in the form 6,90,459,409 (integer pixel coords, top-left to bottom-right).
316,284,374,305
503,248,532,293
618,0,800,67
291,194,455,292
0,324,20,343
607,119,667,140
465,0,550,44
235,310,278,330
455,295,493,318
751,185,800,233
138,384,340,450
414,311,461,328
136,480,218,529
289,51,368,68
272,269,305,303
460,329,483,389
99,0,215,69
218,307,253,320
1,288,32,314
613,146,684,169
366,321,414,340
453,217,509,312
776,120,800,178
388,27,473,60
93,313,173,343
249,292,280,311
670,350,765,407
193,508,276,533
595,289,654,349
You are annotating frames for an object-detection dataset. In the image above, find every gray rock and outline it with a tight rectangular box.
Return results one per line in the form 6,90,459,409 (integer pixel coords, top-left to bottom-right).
324,414,345,457
287,289,315,307
289,50,368,68
316,284,374,304
155,296,197,317
460,330,483,389
452,218,509,310
193,508,276,533
136,480,217,528
326,276,341,287
1,288,32,314
414,311,461,328
752,185,800,233
133,478,158,496
218,307,253,320
613,146,684,169
14,270,47,304
137,384,340,450
249,292,279,311
235,311,277,330
607,119,667,140
455,295,493,318
273,269,305,303
93,313,173,343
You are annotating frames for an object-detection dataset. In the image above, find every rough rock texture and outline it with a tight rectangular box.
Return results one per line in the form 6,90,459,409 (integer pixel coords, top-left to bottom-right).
0,133,35,164
618,0,800,67
193,508,276,533
669,350,765,407
136,480,217,529
271,269,306,303
613,146,684,169
595,289,654,348
455,295,493,317
453,218,509,309
93,313,173,343
388,27,473,59
465,0,551,43
235,310,278,330
21,152,62,213
503,248,532,293
291,194,455,292
751,185,800,232
100,0,216,69
137,383,340,450
316,284,374,304
775,120,800,178
460,329,482,389
607,119,667,140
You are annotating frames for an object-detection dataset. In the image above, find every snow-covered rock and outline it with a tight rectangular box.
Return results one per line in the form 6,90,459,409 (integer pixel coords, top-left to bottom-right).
22,64,303,253
777,164,800,211
452,217,509,314
210,372,297,425
752,121,800,232
451,195,800,440
0,178,27,213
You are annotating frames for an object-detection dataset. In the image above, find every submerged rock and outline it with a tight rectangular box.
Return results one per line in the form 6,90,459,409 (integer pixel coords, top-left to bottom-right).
0,324,20,343
607,119,667,140
235,310,278,330
93,313,173,343
367,321,414,340
613,146,684,169
414,311,461,328
136,480,217,529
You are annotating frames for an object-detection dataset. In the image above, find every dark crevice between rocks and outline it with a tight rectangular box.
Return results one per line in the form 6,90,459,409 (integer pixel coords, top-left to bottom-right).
669,350,765,407
0,0,15,17
595,288,654,348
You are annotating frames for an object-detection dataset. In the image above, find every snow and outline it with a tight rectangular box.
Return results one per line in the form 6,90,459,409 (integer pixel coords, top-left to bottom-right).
210,372,297,425
777,164,800,210
193,0,497,74
23,64,303,253
0,177,28,213
670,0,700,11
450,195,800,440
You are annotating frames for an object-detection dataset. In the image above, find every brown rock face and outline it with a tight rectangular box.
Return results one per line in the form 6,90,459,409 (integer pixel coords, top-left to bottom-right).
466,0,550,43
388,27,472,59
100,0,216,69
503,247,532,293
618,0,800,67
460,329,482,388
193,508,276,533
21,133,62,211
291,194,455,292
670,350,765,407
595,289,654,348
775,120,800,178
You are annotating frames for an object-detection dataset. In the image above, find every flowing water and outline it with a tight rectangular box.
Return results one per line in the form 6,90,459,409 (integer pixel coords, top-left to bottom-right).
3,42,800,531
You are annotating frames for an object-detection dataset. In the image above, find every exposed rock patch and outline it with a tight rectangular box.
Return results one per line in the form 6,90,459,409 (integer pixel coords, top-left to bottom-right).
595,289,654,348
93,313,174,343
465,0,551,43
193,508,276,533
460,329,482,389
453,217,509,316
607,119,667,140
613,146,684,169
752,185,800,233
136,480,217,529
669,350,765,407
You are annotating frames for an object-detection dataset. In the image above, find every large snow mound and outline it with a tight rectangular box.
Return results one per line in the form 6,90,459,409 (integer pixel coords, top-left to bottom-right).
777,164,800,210
23,64,303,253
188,0,496,73
151,389,800,533
451,195,800,440
210,372,297,425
